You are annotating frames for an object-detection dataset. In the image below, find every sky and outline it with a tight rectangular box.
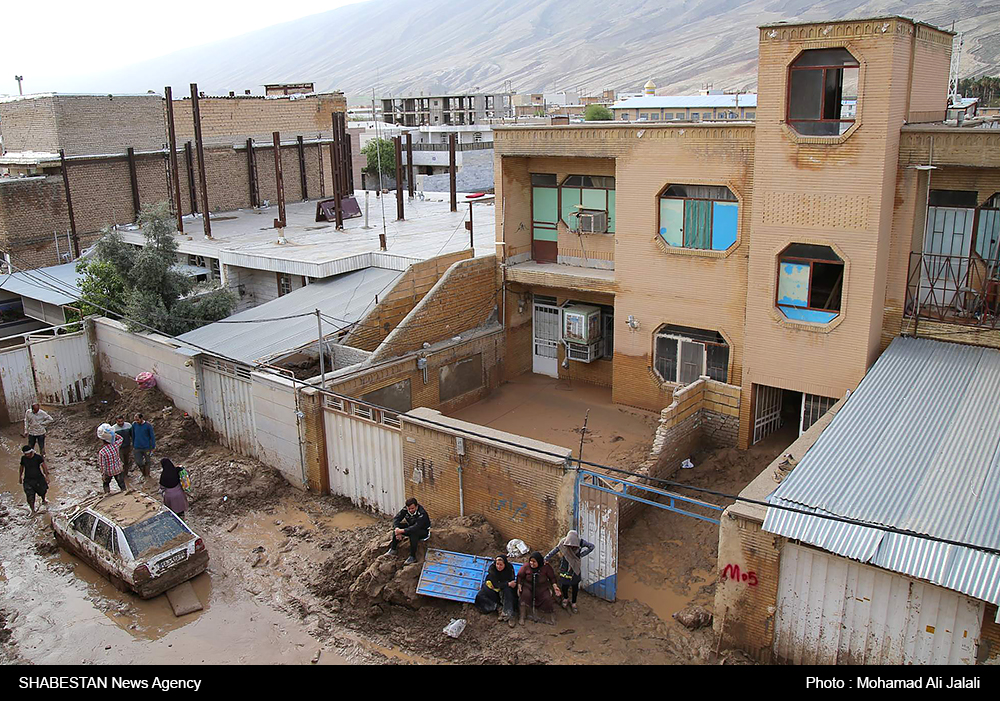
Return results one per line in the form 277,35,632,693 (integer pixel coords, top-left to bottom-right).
0,0,363,95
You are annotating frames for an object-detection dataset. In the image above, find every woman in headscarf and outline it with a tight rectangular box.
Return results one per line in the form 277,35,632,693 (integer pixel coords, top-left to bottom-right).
474,554,519,626
159,458,188,518
545,529,595,614
515,551,561,625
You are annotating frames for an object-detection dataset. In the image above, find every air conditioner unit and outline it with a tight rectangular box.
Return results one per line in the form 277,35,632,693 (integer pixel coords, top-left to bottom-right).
565,340,603,363
562,304,602,345
570,207,608,234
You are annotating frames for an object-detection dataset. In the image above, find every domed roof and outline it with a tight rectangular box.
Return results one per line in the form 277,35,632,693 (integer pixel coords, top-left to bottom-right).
644,79,656,89
643,79,656,95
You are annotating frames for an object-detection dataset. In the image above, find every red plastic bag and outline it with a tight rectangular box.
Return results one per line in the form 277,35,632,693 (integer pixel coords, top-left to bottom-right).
135,372,157,389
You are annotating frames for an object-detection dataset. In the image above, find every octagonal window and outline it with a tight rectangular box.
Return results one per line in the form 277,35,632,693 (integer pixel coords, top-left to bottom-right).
777,244,843,323
788,48,859,136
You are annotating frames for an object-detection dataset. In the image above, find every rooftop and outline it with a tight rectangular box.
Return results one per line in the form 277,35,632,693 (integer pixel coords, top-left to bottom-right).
612,94,757,110
0,262,80,307
758,15,954,35
764,336,1000,608
118,191,497,279
177,266,402,364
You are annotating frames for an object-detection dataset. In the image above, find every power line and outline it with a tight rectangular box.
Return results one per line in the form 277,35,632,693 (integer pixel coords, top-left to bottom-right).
10,258,996,559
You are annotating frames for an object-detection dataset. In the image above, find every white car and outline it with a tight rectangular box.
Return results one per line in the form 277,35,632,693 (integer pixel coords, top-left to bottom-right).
52,490,208,599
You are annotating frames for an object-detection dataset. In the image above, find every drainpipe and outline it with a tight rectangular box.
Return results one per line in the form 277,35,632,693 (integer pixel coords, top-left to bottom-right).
457,461,465,517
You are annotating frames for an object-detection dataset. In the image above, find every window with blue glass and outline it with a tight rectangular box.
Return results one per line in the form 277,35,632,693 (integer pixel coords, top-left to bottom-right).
658,185,738,252
776,244,843,323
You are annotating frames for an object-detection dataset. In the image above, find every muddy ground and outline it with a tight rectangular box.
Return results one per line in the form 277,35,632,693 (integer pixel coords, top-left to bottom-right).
0,385,785,665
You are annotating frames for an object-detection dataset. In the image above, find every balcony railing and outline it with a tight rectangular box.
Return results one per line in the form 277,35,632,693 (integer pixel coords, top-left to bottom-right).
904,252,1000,329
409,141,493,152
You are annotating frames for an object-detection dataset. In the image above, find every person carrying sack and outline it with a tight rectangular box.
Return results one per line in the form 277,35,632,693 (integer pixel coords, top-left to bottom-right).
544,529,595,614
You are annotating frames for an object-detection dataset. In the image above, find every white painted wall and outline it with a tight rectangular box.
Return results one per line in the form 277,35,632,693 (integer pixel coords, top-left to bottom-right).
93,318,200,419
250,370,304,488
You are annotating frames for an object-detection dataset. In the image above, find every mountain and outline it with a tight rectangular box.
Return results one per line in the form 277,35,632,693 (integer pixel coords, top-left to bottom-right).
68,0,1000,101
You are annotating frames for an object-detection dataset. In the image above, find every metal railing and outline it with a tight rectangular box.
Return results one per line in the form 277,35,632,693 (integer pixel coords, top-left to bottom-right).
409,141,494,152
904,252,1000,330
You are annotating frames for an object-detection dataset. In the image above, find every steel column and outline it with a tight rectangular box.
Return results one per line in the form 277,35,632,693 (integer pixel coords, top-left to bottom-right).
189,83,212,238
126,147,141,220
164,86,184,231
58,149,80,258
317,135,326,197
246,138,259,207
330,113,345,228
405,131,414,198
184,142,198,213
449,133,457,212
297,135,308,200
272,132,286,228
394,136,404,221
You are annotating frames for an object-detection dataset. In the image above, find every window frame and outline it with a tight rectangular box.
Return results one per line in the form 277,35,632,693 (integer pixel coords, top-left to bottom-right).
775,247,845,320
558,174,616,233
786,48,859,136
277,272,292,297
652,326,729,384
657,184,739,252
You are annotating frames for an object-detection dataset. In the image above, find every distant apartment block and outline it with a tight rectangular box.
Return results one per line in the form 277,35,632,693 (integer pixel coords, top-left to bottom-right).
381,93,513,126
612,81,757,122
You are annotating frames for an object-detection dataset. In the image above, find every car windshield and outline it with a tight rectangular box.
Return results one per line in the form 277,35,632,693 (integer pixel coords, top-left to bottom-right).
122,511,191,559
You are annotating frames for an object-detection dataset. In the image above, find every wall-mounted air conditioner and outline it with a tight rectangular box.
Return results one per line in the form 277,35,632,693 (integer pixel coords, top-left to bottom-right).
562,304,602,346
565,340,604,363
570,206,608,234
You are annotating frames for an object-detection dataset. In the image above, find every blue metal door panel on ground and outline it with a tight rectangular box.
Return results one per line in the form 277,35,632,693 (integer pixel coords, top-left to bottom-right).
417,548,522,603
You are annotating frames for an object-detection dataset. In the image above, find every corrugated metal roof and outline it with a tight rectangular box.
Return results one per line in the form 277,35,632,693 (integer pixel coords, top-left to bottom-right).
416,549,522,603
612,94,758,110
177,266,401,364
764,336,1000,607
0,262,82,307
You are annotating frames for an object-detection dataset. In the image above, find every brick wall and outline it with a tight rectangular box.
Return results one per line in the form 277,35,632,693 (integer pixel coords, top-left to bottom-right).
328,329,505,415
0,94,165,156
299,387,328,493
344,249,473,351
402,407,574,551
170,92,347,142
981,605,1000,661
619,377,741,527
370,256,499,363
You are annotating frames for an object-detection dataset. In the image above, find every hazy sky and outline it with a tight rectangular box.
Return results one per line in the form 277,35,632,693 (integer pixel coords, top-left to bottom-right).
0,0,363,95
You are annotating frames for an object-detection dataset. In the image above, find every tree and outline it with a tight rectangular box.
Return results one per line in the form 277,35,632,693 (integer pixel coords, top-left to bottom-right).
361,137,396,179
76,201,236,335
584,104,614,121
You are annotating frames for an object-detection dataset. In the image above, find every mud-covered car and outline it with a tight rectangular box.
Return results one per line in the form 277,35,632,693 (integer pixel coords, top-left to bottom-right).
52,490,208,599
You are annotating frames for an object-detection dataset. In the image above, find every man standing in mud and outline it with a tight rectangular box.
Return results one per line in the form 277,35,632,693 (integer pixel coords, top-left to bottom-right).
112,415,133,472
23,403,53,457
98,424,127,494
387,497,430,565
19,445,49,517
131,413,155,478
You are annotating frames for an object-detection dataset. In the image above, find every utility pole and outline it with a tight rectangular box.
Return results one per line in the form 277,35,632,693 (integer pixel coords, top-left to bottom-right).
316,309,325,381
14,75,23,96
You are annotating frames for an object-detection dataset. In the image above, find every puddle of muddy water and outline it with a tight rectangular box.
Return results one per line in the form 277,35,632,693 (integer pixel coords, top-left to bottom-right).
616,568,713,623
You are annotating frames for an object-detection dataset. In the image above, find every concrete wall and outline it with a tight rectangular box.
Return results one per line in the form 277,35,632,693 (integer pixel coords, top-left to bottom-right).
250,370,305,488
402,407,574,551
343,249,473,352
93,317,200,418
369,256,499,363
422,148,495,192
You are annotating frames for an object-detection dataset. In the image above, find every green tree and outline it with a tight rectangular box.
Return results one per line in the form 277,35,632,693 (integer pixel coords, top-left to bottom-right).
361,137,396,178
76,201,236,335
584,104,614,121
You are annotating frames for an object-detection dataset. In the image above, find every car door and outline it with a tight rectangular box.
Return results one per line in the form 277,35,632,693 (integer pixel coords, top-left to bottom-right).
68,511,97,560
92,517,124,580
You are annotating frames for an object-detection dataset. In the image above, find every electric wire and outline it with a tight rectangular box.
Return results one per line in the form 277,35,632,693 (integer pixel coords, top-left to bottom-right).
8,255,1000,558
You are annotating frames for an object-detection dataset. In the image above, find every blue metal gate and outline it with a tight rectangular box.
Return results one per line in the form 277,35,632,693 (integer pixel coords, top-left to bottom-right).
575,469,724,602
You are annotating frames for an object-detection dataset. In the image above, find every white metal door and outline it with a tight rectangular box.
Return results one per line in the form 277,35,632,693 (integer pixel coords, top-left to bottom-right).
0,346,35,423
753,384,782,444
323,396,404,515
201,358,257,457
578,471,618,601
775,543,982,665
800,393,837,435
28,332,95,405
532,300,560,378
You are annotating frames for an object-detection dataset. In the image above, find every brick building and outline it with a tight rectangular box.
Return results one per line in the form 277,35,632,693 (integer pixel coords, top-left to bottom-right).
493,14,1000,665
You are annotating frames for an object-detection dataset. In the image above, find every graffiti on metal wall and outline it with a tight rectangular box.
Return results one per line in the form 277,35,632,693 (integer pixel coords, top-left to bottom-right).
491,491,528,523
721,563,758,586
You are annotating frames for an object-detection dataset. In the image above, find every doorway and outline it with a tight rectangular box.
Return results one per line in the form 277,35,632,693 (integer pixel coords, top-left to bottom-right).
532,295,560,378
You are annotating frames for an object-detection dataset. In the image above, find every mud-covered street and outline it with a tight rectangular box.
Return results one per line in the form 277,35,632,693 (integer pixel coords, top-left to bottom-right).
0,386,780,665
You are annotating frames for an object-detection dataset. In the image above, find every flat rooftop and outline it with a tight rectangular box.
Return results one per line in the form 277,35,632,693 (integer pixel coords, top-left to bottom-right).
119,191,497,278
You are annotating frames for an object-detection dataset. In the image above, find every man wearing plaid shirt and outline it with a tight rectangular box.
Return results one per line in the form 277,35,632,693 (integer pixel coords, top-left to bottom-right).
99,433,127,494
